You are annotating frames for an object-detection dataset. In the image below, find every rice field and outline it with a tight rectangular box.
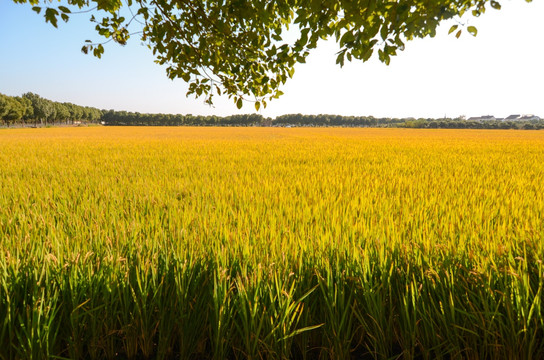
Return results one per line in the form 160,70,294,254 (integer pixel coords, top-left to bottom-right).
0,127,543,359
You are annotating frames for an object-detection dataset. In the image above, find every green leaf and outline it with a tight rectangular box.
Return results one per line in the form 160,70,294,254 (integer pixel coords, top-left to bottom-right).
31,6,41,14
339,31,355,46
93,44,104,58
380,24,388,41
336,52,345,67
287,67,294,78
467,26,478,37
490,1,501,10
58,6,71,13
236,98,243,109
448,25,458,35
362,48,373,62
254,102,260,111
44,8,59,28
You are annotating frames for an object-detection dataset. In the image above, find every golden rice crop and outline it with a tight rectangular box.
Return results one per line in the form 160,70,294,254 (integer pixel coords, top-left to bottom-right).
0,127,543,359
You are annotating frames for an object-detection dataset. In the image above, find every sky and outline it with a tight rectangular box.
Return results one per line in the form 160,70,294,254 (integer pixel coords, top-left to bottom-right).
0,0,543,119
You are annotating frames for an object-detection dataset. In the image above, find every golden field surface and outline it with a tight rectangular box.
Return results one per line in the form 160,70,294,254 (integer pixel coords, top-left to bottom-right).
0,127,543,359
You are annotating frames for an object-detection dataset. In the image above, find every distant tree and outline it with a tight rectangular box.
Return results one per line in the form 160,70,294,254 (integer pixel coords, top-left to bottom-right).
18,96,34,122
6,98,27,123
23,92,54,125
0,94,9,122
64,103,84,124
54,102,71,123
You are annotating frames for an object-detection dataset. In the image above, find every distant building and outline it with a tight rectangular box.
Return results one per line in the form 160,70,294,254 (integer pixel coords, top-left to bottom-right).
505,114,521,121
504,114,541,121
467,115,496,122
520,114,541,121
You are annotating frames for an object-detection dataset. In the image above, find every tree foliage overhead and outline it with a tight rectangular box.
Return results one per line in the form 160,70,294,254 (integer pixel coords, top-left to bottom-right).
14,0,531,109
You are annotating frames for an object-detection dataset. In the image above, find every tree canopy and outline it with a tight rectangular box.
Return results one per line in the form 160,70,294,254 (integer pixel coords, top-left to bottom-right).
13,0,531,109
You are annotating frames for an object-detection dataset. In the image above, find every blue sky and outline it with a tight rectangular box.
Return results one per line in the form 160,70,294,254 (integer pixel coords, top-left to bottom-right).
1,0,543,118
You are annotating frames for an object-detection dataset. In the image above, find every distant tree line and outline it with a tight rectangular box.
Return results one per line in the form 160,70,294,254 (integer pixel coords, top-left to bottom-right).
101,111,265,126
2,92,543,130
100,112,544,129
400,118,544,130
274,114,406,127
0,92,102,127
273,114,544,130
